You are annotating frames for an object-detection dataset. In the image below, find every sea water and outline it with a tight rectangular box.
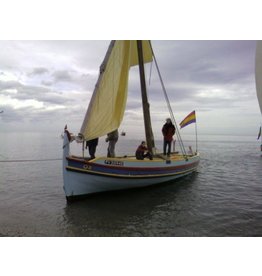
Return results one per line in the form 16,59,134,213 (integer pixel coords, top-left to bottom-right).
0,132,262,237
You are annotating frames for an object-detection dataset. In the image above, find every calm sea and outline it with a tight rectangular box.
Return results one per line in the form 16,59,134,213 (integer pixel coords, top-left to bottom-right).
0,132,262,237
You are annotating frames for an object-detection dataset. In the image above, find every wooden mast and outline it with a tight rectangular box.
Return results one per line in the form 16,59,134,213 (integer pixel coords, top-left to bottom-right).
137,40,155,156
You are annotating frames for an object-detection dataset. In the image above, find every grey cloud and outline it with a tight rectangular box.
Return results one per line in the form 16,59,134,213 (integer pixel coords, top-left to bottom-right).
152,41,256,86
41,80,53,86
0,40,259,136
52,70,73,83
44,69,92,91
141,41,257,113
0,80,22,90
0,100,85,126
28,67,49,76
0,79,69,105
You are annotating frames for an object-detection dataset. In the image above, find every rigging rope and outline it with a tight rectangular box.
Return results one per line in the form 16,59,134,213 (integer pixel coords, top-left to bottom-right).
0,158,62,163
149,41,188,159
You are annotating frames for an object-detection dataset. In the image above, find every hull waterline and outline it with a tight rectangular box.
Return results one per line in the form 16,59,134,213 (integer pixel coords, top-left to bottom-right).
63,133,199,199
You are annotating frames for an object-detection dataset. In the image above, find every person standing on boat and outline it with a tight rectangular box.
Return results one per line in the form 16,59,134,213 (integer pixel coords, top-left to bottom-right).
136,141,152,160
162,118,176,156
85,138,99,159
106,129,119,157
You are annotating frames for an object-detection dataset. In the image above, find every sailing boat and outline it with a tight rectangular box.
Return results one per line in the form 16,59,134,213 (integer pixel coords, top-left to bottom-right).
255,41,262,151
63,41,200,200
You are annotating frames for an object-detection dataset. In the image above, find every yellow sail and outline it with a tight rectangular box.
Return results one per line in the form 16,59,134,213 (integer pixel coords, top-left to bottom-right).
80,40,153,140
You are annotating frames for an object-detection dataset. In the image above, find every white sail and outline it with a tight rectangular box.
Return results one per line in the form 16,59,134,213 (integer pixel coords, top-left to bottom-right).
255,41,262,114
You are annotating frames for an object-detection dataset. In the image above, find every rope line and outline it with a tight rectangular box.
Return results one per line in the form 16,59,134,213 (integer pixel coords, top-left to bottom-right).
149,42,188,159
0,158,62,163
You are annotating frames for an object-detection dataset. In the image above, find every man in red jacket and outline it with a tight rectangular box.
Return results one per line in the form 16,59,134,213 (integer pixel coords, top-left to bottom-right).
162,118,176,156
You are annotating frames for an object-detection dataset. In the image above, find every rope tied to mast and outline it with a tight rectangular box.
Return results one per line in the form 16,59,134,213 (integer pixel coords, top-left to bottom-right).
149,41,188,159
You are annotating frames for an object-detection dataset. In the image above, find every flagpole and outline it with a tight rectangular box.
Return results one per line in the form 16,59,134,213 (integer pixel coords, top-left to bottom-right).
179,110,197,154
195,120,198,153
261,125,262,152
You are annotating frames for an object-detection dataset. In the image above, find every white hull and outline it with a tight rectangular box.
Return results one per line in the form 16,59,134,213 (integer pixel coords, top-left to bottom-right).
63,132,199,199
63,164,196,197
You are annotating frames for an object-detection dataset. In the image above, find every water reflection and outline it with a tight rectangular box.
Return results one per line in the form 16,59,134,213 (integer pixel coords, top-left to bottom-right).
62,173,199,237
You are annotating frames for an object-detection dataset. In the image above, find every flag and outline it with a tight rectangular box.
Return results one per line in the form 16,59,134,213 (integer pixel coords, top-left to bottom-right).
180,111,196,129
257,126,261,140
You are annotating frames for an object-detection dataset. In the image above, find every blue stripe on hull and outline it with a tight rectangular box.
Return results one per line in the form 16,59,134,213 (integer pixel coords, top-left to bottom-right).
66,158,199,178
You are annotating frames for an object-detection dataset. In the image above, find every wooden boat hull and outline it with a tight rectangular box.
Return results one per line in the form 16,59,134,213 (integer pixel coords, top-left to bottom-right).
63,134,199,199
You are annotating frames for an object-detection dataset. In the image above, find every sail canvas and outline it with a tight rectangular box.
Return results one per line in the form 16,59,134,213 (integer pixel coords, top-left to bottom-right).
80,40,153,141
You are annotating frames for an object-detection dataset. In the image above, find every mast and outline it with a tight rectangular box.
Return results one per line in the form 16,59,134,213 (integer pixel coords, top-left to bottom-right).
137,40,155,155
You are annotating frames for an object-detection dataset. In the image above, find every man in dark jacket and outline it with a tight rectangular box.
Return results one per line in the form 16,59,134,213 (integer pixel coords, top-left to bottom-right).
162,118,176,156
86,138,99,159
135,141,152,160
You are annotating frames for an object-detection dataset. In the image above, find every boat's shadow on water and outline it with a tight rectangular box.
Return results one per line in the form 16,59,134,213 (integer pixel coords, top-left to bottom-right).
62,172,199,236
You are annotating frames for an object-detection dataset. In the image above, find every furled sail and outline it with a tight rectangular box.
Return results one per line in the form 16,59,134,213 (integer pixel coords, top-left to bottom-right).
80,40,153,140
255,41,262,114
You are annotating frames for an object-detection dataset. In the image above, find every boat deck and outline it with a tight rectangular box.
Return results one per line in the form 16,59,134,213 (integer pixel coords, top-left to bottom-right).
70,152,196,163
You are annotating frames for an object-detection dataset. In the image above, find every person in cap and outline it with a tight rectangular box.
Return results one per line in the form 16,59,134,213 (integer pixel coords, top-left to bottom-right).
162,118,176,156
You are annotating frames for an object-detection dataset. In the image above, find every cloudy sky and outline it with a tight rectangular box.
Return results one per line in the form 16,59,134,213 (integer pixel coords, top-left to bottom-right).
0,40,260,139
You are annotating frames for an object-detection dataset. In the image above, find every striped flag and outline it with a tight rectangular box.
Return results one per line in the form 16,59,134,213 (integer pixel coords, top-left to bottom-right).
257,126,261,140
180,111,196,129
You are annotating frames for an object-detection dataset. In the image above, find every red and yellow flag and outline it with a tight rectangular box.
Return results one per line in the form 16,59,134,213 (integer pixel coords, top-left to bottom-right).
179,111,196,129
